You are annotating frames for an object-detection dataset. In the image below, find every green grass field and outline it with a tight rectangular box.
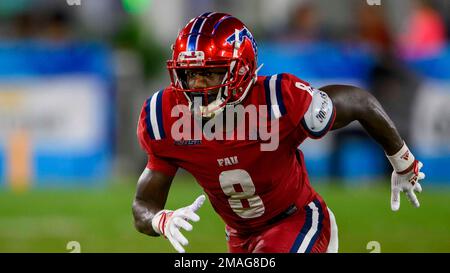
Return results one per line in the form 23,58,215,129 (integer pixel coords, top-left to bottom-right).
0,175,449,253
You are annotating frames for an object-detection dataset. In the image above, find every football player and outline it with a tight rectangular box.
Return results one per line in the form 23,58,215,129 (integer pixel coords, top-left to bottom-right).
132,12,425,253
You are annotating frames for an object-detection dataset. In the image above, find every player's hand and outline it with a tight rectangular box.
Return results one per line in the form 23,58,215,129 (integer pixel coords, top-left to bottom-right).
151,195,206,253
391,160,425,211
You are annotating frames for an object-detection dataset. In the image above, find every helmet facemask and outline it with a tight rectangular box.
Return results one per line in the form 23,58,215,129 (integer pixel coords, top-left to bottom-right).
168,54,253,119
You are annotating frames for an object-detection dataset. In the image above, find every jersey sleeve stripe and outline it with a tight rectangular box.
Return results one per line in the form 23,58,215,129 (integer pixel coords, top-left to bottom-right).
264,76,272,120
145,90,166,140
269,75,282,119
155,89,166,139
149,91,161,139
276,73,287,116
145,97,155,140
264,74,287,120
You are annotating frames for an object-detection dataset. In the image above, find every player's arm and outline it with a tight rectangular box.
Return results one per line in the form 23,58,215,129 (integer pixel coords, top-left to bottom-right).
132,168,174,236
134,95,205,252
322,85,402,154
319,84,425,211
132,168,206,252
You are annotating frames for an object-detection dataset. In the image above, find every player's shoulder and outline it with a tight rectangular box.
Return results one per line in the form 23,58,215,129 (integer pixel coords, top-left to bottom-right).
139,86,177,113
137,86,176,144
252,73,335,138
255,72,312,89
252,73,313,122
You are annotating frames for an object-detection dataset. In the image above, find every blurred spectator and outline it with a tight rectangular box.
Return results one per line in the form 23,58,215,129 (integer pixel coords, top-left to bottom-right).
41,9,73,43
8,8,74,43
12,12,35,39
330,2,423,179
276,1,323,43
356,3,392,55
397,0,447,60
353,2,421,145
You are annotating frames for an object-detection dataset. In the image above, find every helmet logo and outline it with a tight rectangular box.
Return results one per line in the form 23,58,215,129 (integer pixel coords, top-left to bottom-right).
226,27,258,57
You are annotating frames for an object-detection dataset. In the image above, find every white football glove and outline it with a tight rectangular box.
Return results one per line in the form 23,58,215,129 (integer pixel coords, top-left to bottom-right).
151,195,206,253
387,142,425,211
391,160,425,211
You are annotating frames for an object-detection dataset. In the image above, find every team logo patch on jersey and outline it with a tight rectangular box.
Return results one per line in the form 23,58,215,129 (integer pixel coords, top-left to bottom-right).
174,140,202,146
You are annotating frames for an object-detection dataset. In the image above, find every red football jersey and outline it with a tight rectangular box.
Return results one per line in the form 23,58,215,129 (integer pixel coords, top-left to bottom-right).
137,73,336,234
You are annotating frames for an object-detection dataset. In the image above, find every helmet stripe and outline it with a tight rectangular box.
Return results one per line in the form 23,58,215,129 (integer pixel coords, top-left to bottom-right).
200,11,212,17
212,15,232,35
187,19,203,51
187,12,214,52
195,12,215,51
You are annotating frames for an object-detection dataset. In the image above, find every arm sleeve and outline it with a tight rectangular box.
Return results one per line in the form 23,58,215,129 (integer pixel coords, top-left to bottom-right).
279,73,335,139
299,88,336,139
137,101,178,177
144,154,178,177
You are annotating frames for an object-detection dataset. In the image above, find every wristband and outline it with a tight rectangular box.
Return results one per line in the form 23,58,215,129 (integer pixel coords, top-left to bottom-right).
386,142,415,173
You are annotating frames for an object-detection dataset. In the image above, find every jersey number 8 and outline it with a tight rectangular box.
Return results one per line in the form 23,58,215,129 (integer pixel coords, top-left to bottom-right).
219,169,265,218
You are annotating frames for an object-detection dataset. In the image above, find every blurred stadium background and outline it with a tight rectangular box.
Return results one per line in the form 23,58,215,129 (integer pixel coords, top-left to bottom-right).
0,0,449,253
